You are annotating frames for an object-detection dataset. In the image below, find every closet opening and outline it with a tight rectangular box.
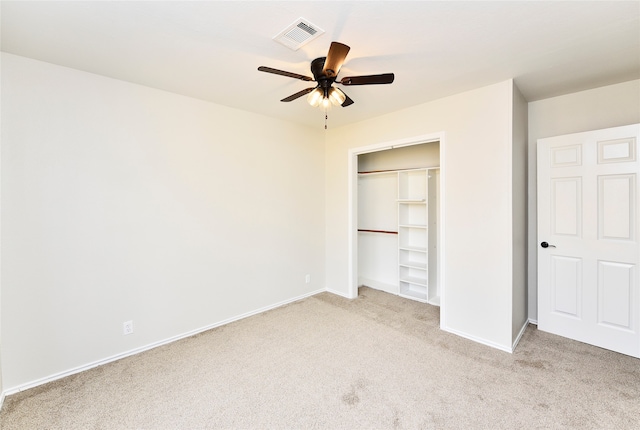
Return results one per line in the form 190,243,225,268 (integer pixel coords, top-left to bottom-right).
348,135,444,316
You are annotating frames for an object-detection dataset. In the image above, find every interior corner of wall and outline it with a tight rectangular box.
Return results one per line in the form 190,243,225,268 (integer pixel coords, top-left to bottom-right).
512,319,529,352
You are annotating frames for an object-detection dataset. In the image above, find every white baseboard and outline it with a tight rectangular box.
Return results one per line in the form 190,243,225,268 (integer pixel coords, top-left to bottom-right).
0,390,5,412
325,284,390,299
441,325,514,353
528,318,538,326
512,320,529,351
3,288,325,397
325,287,354,299
358,278,399,295
442,320,531,354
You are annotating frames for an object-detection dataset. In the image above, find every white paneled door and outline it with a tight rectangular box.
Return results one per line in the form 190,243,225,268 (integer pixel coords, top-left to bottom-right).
538,124,640,358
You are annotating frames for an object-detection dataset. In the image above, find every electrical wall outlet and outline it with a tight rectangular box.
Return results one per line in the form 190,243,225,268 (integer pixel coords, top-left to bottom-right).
305,274,311,284
123,320,134,335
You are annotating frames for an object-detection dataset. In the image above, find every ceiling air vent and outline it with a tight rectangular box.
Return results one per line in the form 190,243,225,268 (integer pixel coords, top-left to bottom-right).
273,18,324,51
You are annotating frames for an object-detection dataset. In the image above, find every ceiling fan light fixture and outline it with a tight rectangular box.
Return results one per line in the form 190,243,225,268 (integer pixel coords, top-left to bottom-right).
321,97,333,110
307,88,323,107
328,87,346,106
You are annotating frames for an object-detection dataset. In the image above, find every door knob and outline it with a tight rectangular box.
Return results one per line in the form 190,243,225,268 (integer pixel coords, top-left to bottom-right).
541,241,556,248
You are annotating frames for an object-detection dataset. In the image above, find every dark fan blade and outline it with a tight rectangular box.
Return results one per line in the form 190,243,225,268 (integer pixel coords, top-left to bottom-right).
280,87,316,102
339,73,395,85
341,92,354,107
258,66,313,82
322,42,350,78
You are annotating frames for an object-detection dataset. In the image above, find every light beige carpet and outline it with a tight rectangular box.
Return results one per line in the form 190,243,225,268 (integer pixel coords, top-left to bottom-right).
1,287,639,429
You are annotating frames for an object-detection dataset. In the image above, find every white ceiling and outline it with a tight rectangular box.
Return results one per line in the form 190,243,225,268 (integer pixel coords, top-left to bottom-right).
2,1,639,129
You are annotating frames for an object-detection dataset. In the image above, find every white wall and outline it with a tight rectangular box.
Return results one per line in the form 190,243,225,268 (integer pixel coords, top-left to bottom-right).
527,80,640,321
511,82,528,344
0,46,3,405
0,53,326,390
325,80,520,351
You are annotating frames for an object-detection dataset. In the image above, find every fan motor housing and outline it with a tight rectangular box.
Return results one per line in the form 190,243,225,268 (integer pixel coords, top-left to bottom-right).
311,57,335,87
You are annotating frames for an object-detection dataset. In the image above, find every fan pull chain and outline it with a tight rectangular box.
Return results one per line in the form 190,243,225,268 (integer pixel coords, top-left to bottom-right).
325,111,328,130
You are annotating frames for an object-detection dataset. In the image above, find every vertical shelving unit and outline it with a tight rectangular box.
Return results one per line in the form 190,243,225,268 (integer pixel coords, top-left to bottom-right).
427,168,440,305
397,169,429,302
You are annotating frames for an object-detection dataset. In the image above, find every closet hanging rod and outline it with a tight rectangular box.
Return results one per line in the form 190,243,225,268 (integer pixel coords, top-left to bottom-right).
357,229,398,235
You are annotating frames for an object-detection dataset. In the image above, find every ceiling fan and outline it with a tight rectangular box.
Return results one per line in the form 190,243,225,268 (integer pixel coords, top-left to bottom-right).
258,42,394,110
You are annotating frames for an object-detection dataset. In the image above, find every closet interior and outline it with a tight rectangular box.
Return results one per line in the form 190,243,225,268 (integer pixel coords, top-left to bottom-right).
357,142,440,305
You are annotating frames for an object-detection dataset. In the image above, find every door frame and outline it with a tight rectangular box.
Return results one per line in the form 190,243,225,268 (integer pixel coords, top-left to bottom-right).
347,132,446,323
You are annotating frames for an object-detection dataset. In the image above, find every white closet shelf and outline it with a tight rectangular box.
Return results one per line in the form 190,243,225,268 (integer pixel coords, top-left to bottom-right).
399,275,427,287
399,245,427,253
358,170,398,176
397,199,426,203
399,261,427,270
